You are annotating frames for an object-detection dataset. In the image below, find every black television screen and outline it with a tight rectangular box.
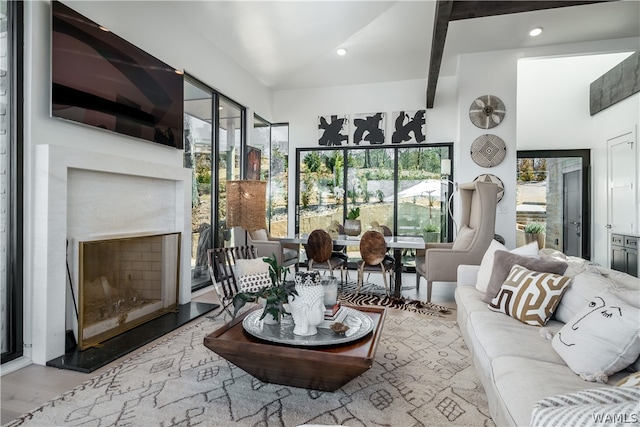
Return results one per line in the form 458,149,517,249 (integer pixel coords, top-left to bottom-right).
51,1,184,149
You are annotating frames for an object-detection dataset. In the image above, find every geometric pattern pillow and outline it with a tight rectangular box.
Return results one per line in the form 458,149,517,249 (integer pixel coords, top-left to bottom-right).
234,258,271,293
530,386,640,427
482,250,568,303
488,264,572,326
617,371,640,387
237,273,271,293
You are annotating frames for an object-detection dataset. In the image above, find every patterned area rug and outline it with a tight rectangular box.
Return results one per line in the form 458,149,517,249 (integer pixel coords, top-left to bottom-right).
339,280,454,318
6,309,494,427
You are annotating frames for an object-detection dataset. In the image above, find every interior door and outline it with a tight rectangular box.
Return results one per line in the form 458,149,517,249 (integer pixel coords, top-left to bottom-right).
607,130,636,234
563,169,582,257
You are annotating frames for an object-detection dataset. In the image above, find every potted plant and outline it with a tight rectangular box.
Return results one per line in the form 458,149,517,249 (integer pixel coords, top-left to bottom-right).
344,207,361,236
231,253,297,322
422,223,440,243
524,222,546,248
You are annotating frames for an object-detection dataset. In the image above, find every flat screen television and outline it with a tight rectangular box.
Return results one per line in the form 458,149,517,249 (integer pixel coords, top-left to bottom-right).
51,1,184,149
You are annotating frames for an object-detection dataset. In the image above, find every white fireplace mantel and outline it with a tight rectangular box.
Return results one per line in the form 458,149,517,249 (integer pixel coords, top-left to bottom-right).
32,144,192,365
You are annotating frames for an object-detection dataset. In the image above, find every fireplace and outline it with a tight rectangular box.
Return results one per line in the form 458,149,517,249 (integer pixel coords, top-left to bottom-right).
78,233,181,350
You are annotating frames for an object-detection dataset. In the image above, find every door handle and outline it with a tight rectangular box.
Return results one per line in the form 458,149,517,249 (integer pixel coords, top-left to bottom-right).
606,224,612,229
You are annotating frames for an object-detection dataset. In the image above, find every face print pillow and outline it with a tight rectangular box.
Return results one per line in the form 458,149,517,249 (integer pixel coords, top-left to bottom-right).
552,291,640,383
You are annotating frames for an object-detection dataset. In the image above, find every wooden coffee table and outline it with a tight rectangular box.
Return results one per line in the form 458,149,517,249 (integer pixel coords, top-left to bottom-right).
203,305,386,391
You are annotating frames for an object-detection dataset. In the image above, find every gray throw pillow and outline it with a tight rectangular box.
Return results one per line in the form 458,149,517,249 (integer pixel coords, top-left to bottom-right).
482,250,569,303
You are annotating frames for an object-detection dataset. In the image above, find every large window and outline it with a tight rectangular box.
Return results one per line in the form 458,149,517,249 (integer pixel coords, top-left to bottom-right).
184,76,245,291
251,116,289,237
296,144,453,266
1,0,24,365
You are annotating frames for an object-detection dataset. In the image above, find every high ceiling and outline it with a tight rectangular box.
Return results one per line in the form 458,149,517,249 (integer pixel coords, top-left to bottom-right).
172,0,639,94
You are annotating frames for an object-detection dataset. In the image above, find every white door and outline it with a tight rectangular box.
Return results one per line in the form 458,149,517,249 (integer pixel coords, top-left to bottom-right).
607,129,637,235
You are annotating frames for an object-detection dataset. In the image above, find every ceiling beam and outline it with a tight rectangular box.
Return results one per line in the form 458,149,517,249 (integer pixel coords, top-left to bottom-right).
426,0,613,109
426,1,453,109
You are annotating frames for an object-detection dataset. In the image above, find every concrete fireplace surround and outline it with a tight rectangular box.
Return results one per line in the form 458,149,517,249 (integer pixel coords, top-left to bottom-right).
32,144,192,365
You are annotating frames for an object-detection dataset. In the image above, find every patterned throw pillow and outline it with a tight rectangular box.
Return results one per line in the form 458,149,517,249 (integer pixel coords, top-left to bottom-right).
235,258,271,293
617,371,640,387
488,264,572,326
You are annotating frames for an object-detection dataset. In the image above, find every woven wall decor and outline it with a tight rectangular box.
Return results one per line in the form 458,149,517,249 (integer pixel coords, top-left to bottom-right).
470,134,506,167
474,173,504,203
469,95,506,129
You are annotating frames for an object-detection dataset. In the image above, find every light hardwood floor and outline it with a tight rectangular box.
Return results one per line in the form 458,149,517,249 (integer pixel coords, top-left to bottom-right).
1,272,456,425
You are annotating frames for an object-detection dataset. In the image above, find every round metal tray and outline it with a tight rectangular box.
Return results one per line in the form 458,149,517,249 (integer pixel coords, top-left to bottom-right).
242,307,374,347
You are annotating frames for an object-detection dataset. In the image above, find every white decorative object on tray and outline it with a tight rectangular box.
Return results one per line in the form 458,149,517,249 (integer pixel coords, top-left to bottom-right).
242,307,374,346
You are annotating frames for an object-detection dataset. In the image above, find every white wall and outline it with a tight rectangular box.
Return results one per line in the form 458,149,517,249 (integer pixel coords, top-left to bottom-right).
517,51,639,265
456,50,519,247
273,78,460,234
20,0,273,367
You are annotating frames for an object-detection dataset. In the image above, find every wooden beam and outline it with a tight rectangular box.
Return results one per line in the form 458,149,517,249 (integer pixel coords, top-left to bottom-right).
426,1,453,109
425,0,613,109
449,1,610,21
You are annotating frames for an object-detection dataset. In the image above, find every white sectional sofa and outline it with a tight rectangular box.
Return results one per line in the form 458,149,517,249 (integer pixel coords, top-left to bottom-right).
455,246,640,427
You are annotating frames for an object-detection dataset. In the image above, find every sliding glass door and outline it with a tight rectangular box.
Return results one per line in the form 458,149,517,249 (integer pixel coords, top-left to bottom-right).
1,0,24,365
184,76,245,291
296,144,453,267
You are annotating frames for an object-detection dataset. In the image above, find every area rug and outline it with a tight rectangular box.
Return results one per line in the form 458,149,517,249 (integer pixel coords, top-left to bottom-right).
338,280,454,318
5,309,494,427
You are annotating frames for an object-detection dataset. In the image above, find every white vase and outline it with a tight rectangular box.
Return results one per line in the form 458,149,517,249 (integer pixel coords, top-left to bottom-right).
288,272,325,336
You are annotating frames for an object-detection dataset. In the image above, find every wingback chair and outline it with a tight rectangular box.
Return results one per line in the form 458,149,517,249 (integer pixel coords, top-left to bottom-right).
415,181,498,302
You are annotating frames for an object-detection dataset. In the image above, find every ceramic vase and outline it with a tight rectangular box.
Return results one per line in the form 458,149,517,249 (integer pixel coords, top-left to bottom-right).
344,219,361,236
288,271,325,336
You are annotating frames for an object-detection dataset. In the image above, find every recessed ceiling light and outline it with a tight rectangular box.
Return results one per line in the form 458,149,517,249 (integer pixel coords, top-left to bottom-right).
529,27,543,37
174,69,184,75
98,25,110,32
337,48,347,56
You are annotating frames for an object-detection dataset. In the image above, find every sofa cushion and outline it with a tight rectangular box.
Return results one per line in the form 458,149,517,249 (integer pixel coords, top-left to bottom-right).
491,356,612,427
452,225,475,250
552,291,640,383
482,250,568,303
470,310,566,365
475,240,539,293
488,264,572,326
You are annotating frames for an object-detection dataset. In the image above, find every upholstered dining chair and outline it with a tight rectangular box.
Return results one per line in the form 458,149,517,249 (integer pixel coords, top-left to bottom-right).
356,230,395,295
304,229,347,283
241,227,300,273
415,181,498,302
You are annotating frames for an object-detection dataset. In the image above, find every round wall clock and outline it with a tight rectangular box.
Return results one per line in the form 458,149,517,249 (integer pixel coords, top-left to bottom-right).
474,173,504,203
470,134,506,168
469,95,506,129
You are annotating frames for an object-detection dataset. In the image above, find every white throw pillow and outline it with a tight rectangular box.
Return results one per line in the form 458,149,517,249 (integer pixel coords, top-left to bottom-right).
452,225,475,250
552,291,640,383
475,240,539,293
235,258,269,277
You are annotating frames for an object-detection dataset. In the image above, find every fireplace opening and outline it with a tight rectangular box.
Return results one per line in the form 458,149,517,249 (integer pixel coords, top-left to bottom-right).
78,232,181,350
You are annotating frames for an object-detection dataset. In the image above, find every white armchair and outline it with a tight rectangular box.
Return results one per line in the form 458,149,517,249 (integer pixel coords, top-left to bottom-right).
415,181,498,302
235,227,299,272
